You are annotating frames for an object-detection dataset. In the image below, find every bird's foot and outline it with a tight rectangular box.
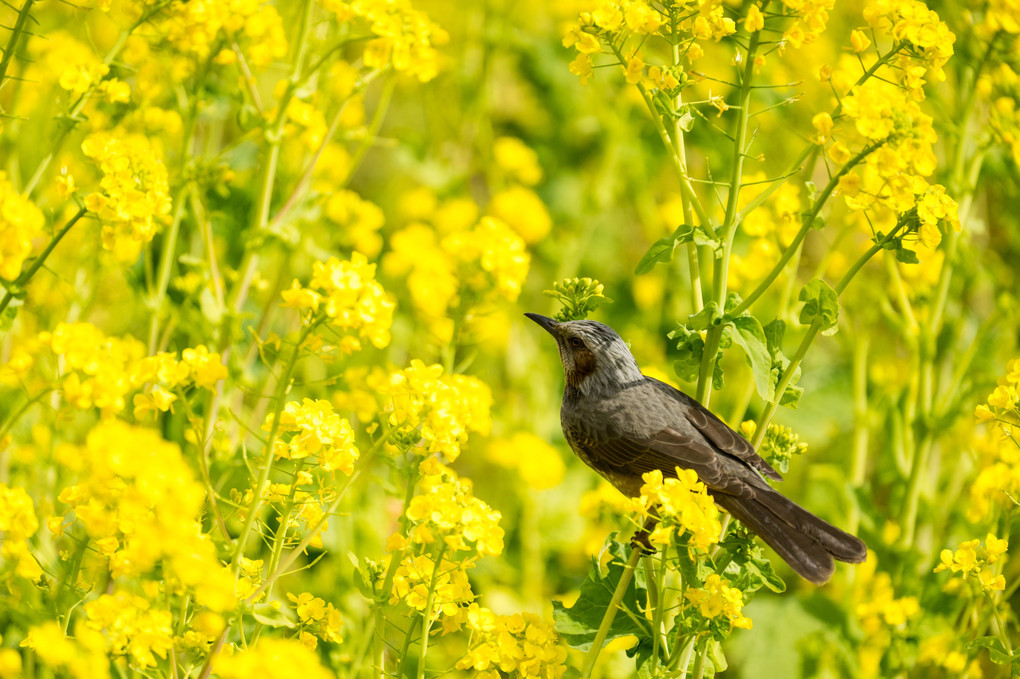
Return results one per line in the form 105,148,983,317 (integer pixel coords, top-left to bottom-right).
629,529,657,556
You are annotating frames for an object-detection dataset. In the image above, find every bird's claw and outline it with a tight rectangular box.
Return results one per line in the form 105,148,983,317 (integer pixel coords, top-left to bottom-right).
630,530,657,556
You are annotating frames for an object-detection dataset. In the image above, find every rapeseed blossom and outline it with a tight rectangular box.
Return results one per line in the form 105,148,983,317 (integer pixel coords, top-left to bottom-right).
630,468,722,550
456,605,568,678
264,398,359,474
404,460,505,557
214,638,334,679
81,132,172,261
934,534,1008,593
55,422,234,610
685,574,753,630
0,172,44,281
282,252,395,350
0,484,43,579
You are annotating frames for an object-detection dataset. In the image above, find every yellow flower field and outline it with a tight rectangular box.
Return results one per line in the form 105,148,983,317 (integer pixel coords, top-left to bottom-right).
0,0,1018,677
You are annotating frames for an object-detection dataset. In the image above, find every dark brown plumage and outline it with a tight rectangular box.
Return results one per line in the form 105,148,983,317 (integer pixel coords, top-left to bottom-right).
526,313,867,585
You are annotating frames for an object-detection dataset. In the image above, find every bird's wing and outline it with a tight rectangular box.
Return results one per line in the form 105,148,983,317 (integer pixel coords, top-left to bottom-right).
568,425,756,499
644,377,782,481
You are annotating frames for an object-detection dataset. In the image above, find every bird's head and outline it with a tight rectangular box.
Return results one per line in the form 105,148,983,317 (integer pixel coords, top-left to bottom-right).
525,314,643,396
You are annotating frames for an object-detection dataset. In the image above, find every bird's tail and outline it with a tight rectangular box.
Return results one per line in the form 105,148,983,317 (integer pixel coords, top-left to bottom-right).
714,487,867,585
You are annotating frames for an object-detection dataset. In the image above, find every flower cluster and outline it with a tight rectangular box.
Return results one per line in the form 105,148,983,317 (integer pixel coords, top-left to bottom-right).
159,0,288,69
864,0,956,93
19,621,110,679
381,360,492,461
455,605,568,678
399,459,505,557
264,398,359,474
41,322,146,413
777,0,835,50
324,0,448,82
287,592,344,650
132,344,228,417
854,560,921,675
976,357,1020,423
83,592,173,670
81,132,172,261
322,190,385,258
384,201,531,338
684,574,753,631
741,422,808,475
0,484,43,580
934,534,1009,593
23,323,226,417
56,422,234,610
281,252,395,351
389,553,475,623
0,172,45,281
629,468,722,550
214,638,334,679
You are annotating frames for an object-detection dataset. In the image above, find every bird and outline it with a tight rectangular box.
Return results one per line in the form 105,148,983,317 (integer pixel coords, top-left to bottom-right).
525,313,867,585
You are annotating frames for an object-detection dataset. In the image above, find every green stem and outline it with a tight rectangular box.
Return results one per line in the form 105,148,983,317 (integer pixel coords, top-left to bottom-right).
23,2,172,197
752,218,908,449
580,546,643,679
147,186,189,353
247,444,381,601
848,327,869,535
224,0,314,319
375,458,421,676
610,42,712,231
0,206,88,319
415,544,448,679
695,25,762,407
231,322,315,565
0,0,34,88
729,141,883,317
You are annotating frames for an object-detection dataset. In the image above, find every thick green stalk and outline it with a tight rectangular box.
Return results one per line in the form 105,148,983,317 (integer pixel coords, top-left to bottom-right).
579,547,643,679
696,27,762,406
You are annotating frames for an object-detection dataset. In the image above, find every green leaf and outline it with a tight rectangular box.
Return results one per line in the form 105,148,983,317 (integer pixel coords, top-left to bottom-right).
779,384,803,408
686,301,722,331
763,319,785,358
896,245,919,264
251,603,296,629
798,279,839,333
967,636,1014,665
730,316,773,401
677,106,695,132
552,538,651,652
635,224,697,275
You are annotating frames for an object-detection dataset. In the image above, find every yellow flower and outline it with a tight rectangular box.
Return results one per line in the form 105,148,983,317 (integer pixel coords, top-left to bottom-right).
684,574,753,630
493,137,543,185
214,638,334,679
631,468,722,550
404,464,505,556
745,5,765,32
850,29,871,52
457,605,568,676
81,132,172,261
488,186,552,244
0,172,45,281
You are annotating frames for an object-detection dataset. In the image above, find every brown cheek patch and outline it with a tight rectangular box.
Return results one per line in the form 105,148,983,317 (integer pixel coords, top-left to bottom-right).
567,347,597,386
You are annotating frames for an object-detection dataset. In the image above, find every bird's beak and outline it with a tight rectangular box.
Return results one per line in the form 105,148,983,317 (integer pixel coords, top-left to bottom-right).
524,313,559,337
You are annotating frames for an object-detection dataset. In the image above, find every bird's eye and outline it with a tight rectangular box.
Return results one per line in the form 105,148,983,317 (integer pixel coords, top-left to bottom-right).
568,337,584,348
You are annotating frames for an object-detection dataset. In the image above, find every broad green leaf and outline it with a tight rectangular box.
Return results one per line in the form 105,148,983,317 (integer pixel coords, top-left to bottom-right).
763,319,786,358
634,224,701,275
252,603,296,629
552,538,651,652
967,636,1014,665
731,316,772,400
686,301,722,331
798,279,839,333
896,245,919,264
